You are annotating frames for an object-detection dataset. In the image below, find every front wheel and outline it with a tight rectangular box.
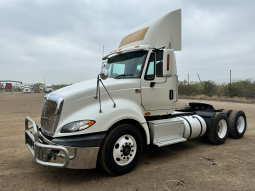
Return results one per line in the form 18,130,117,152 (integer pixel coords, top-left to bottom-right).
98,124,143,175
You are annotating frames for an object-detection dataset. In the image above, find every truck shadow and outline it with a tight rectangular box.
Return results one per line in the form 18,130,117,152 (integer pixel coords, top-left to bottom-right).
34,138,212,186
141,139,199,160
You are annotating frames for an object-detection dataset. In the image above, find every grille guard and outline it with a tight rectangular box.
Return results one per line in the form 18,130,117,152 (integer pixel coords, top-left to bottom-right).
25,116,69,168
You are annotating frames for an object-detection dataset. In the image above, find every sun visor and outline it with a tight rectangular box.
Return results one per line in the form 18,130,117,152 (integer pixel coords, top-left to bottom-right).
119,9,181,51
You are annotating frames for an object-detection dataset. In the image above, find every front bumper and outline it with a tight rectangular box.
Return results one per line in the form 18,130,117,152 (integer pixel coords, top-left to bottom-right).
25,116,100,169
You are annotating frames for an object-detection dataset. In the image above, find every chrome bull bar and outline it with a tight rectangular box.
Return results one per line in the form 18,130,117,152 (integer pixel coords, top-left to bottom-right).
25,116,69,168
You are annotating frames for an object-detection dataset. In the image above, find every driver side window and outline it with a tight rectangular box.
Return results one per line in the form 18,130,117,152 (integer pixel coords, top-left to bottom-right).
156,52,163,77
145,53,155,80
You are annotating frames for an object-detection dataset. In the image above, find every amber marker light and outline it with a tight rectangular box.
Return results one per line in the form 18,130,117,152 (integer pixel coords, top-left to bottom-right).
87,120,95,126
135,46,140,48
110,51,113,53
118,49,121,51
145,112,151,116
114,50,117,52
167,54,170,71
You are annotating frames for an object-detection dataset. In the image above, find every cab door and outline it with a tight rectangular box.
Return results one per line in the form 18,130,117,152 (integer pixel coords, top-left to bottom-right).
141,51,175,111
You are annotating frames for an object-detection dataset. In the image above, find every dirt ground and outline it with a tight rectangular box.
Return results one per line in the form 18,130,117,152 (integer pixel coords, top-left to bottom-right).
0,93,254,191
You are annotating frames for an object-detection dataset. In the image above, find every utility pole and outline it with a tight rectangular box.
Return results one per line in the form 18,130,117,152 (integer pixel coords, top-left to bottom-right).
188,74,189,94
230,70,231,96
197,73,202,86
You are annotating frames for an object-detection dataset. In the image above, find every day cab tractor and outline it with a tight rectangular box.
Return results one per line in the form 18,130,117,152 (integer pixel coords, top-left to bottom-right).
23,85,31,93
44,84,53,93
24,9,248,175
14,82,22,91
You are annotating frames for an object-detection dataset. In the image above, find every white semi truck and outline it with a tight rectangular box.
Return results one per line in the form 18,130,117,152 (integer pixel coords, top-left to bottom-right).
23,85,31,93
14,82,22,91
25,9,248,175
44,84,53,93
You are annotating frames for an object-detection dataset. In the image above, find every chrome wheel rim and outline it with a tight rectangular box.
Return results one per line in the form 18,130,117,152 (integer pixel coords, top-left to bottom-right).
217,119,227,138
237,116,245,133
113,135,137,166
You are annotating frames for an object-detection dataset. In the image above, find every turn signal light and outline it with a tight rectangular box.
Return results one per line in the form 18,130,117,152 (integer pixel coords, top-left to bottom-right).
114,50,117,52
118,49,121,51
87,120,95,127
145,112,151,116
135,46,140,48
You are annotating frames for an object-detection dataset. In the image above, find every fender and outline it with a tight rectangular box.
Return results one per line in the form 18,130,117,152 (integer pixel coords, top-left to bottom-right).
196,110,216,129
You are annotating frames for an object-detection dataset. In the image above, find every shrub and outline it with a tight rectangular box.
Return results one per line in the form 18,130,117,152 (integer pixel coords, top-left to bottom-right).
178,79,255,98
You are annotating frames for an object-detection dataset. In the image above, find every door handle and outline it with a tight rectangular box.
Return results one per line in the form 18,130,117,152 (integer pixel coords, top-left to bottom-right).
150,77,167,88
169,90,173,100
150,82,155,87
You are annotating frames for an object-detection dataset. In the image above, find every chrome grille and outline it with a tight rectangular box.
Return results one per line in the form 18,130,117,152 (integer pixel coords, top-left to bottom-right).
41,94,64,137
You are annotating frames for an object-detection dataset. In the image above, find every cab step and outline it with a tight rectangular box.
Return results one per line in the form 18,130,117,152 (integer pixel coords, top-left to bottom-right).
154,138,187,147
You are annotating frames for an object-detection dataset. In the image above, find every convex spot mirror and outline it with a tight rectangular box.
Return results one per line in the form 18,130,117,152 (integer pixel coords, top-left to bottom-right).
163,49,175,77
100,67,108,80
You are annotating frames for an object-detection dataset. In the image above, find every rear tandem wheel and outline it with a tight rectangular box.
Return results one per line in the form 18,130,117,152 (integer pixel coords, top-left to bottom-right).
229,110,247,139
206,112,229,145
222,109,233,118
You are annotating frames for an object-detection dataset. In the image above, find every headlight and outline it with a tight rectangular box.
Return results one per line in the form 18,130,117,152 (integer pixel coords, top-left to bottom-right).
61,120,95,133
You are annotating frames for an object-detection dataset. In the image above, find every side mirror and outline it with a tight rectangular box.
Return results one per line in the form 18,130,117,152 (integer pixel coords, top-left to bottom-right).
100,67,108,80
101,62,106,69
163,49,175,77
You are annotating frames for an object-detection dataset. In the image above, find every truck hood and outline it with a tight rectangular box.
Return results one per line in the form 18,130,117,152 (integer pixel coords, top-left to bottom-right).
52,78,141,103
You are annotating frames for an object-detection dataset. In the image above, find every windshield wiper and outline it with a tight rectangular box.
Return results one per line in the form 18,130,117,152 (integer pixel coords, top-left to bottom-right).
114,74,133,79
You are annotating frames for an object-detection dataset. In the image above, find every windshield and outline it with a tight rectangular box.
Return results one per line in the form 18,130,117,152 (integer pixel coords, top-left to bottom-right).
105,51,148,79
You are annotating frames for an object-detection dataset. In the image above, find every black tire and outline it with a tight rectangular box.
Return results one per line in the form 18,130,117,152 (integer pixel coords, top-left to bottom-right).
229,110,246,139
98,124,143,175
222,109,233,118
207,113,229,145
